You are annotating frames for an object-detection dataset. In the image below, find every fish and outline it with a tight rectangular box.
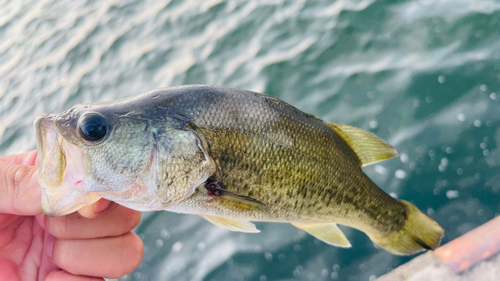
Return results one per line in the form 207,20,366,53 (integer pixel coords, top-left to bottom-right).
35,85,443,255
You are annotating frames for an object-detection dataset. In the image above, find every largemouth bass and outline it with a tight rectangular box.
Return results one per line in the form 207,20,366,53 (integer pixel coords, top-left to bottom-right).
35,85,443,255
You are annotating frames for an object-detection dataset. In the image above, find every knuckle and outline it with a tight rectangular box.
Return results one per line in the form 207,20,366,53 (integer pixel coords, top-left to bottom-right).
10,165,30,213
1,162,36,214
114,207,141,234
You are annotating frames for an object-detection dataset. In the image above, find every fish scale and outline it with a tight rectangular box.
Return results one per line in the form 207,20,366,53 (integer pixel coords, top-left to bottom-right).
183,89,401,228
35,85,443,255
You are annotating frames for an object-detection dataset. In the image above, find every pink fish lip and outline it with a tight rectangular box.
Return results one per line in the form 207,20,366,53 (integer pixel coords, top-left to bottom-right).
75,180,82,185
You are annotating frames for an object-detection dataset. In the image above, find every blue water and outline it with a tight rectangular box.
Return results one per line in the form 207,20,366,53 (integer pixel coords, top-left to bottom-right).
1,0,499,280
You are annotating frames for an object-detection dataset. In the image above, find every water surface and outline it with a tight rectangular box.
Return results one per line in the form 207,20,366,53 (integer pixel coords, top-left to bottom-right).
1,0,499,280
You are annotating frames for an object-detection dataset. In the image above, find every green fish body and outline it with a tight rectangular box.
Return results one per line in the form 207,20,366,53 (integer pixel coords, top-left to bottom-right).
35,85,443,255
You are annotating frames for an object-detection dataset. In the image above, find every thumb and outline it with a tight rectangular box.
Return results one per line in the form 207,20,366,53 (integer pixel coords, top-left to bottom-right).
0,157,41,215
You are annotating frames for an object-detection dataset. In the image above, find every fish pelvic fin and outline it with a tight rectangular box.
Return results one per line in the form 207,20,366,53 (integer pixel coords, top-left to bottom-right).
368,200,444,255
200,215,260,233
325,122,398,167
292,222,351,248
206,186,272,216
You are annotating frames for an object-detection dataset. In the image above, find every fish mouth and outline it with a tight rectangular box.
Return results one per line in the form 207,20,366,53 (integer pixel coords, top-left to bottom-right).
35,114,49,169
35,114,65,190
35,115,100,216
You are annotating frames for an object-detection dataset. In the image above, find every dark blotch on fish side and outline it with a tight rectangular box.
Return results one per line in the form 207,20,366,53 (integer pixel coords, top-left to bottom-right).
205,178,223,196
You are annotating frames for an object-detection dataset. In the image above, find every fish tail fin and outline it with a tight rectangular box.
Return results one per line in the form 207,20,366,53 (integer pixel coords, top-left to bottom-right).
369,200,444,255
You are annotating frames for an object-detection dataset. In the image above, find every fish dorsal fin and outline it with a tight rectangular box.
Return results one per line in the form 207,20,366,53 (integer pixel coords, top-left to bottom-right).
200,215,260,233
325,122,398,167
292,222,351,248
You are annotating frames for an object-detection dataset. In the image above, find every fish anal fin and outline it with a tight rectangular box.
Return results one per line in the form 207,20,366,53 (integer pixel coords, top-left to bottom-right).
325,122,398,167
292,222,351,248
200,215,260,233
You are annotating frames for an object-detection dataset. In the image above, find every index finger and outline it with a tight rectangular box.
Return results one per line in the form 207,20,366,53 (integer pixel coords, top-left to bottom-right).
0,151,42,215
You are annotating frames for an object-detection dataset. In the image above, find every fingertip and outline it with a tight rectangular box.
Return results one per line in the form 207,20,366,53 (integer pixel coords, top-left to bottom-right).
52,232,144,279
129,209,142,230
0,150,38,166
34,151,39,167
78,200,115,218
23,150,38,166
93,199,111,214
121,232,144,277
77,205,96,218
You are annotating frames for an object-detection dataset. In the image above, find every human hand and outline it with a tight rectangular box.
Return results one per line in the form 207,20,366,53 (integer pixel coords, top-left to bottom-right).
0,150,144,281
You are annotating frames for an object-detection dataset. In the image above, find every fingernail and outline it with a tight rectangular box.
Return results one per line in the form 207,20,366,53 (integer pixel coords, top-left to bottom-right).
45,235,55,258
93,199,111,214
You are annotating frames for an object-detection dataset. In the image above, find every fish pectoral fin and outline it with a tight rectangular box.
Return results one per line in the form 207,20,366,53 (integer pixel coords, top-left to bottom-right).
208,188,272,216
325,122,398,167
292,222,352,248
200,215,260,233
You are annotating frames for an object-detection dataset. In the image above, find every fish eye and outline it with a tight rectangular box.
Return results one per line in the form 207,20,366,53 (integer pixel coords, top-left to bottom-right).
78,113,109,142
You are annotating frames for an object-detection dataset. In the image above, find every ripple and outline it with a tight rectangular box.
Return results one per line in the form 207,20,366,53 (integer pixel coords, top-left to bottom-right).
1,1,500,280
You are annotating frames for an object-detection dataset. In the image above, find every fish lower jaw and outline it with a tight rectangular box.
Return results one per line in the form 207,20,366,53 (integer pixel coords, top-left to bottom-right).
41,186,101,216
